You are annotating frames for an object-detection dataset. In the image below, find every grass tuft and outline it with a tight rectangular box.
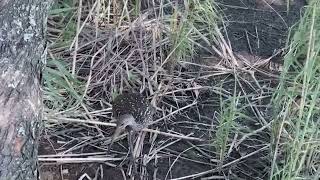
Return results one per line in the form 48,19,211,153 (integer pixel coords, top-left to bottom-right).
215,90,239,164
270,1,320,179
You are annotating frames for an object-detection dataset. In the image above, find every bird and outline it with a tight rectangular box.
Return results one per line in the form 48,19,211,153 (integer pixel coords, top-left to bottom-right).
108,92,155,173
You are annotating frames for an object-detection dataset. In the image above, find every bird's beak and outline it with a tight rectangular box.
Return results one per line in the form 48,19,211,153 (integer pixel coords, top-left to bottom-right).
110,118,117,123
108,124,125,153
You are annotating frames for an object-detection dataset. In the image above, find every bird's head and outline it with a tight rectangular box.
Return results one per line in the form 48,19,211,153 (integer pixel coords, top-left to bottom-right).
117,114,136,129
108,114,136,152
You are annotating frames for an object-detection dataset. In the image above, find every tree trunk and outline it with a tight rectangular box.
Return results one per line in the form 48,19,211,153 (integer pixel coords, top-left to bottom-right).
0,0,49,179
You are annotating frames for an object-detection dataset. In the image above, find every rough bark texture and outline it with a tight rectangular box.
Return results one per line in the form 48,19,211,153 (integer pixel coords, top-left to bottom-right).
0,0,49,179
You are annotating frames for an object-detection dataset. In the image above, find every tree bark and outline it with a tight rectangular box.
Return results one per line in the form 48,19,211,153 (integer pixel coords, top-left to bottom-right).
0,0,49,179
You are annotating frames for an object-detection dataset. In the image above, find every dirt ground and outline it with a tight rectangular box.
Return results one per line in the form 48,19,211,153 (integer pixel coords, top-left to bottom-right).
219,0,305,57
39,0,307,179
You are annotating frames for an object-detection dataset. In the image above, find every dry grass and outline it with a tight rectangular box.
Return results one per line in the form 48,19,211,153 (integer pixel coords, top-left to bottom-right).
40,0,318,179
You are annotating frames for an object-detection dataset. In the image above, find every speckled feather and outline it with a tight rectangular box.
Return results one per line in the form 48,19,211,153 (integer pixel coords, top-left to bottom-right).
112,92,154,127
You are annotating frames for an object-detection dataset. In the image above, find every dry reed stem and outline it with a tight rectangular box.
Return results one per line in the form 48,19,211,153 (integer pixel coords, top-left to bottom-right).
38,157,122,163
48,117,204,142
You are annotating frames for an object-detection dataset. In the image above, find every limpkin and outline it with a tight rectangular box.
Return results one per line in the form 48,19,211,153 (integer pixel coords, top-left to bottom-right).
108,92,155,173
